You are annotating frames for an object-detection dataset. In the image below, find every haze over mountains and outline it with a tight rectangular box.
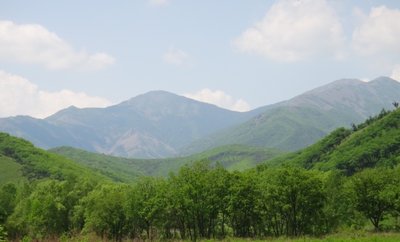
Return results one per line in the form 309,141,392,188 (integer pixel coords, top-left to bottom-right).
185,76,400,154
0,76,399,158
0,91,257,158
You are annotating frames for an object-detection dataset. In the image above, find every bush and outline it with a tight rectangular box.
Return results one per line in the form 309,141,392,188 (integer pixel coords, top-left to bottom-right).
0,225,7,242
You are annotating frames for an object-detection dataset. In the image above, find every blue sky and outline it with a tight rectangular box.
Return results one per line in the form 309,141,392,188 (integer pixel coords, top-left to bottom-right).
1,0,400,118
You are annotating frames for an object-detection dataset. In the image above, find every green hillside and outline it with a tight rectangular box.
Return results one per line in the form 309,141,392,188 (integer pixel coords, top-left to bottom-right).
0,132,109,185
2,78,400,160
2,109,400,241
50,144,283,182
0,155,24,184
267,107,400,175
48,146,146,183
185,77,400,154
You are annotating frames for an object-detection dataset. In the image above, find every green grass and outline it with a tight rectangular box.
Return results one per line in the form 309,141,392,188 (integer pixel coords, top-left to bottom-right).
0,155,24,184
199,233,400,242
47,232,400,242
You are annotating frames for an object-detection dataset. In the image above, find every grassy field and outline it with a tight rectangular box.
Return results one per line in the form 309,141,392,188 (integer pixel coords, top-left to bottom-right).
0,155,24,185
33,232,399,242
216,233,400,242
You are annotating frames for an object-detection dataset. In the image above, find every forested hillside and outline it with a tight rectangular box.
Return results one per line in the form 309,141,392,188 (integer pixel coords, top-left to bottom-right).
0,133,108,184
268,107,400,175
1,107,400,241
50,144,283,182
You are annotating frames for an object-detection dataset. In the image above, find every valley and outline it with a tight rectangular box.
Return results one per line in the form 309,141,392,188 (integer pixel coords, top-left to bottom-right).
1,80,400,241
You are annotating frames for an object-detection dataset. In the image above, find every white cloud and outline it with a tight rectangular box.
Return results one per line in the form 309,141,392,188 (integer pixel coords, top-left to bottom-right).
149,0,169,7
184,89,251,112
0,20,115,70
0,70,112,118
234,0,345,62
352,6,400,57
163,47,188,66
391,65,400,82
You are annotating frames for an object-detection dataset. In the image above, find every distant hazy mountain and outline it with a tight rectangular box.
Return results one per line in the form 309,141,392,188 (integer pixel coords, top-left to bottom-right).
1,77,399,158
0,91,256,158
183,77,400,154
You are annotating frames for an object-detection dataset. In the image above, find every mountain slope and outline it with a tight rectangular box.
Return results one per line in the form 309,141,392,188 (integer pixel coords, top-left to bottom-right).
49,144,283,182
266,107,400,175
184,77,400,154
0,91,256,158
1,77,399,159
0,132,109,185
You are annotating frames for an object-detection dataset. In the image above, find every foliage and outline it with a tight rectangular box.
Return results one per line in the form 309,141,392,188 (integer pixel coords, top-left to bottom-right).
6,178,97,239
3,160,400,241
81,184,129,241
50,144,283,182
269,108,400,175
257,167,326,236
2,108,400,241
350,168,400,230
0,225,6,242
0,132,109,184
0,183,17,224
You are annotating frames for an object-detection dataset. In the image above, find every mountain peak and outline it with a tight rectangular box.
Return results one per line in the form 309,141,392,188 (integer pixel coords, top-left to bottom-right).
118,90,190,107
369,76,399,85
135,90,180,99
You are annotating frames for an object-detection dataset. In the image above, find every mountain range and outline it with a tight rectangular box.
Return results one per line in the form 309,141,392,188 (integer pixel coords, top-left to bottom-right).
2,97,399,185
0,91,258,158
0,76,399,158
184,77,400,154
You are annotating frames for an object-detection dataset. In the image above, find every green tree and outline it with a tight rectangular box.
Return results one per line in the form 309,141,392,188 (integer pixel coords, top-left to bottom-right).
168,162,213,240
228,170,260,237
6,180,75,239
82,184,129,241
125,177,166,240
0,183,17,224
257,167,326,236
351,168,398,230
166,162,231,240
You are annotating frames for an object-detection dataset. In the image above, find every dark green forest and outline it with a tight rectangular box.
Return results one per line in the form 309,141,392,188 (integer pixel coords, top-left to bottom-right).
1,107,400,241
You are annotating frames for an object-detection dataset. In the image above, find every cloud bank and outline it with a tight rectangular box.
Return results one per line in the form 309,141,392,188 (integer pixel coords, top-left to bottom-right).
352,6,400,57
0,70,112,118
184,89,250,112
0,20,115,70
149,0,169,7
163,47,189,66
234,0,345,62
391,65,400,82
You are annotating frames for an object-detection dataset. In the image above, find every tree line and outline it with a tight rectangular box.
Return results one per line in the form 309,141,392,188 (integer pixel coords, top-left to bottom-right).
1,162,400,241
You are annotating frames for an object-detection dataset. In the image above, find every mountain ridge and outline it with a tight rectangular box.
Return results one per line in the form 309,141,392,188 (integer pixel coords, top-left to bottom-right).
1,76,399,158
183,76,400,154
0,90,258,158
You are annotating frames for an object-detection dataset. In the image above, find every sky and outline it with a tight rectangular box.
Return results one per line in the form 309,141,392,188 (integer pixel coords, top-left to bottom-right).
1,0,400,118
